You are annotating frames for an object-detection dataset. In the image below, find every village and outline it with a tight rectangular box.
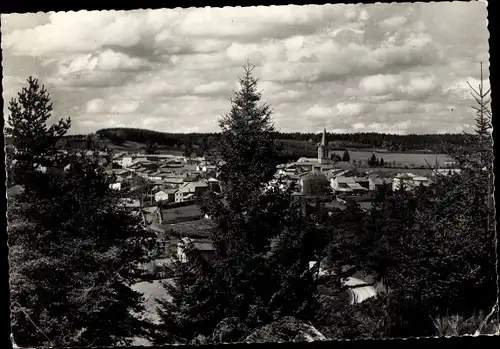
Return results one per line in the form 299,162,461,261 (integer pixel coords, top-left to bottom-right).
4,2,496,345
12,125,463,310
82,128,461,307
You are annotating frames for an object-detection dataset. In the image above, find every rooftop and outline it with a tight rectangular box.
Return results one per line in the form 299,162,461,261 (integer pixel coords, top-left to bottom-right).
150,218,217,238
157,188,178,195
159,204,204,223
336,176,356,184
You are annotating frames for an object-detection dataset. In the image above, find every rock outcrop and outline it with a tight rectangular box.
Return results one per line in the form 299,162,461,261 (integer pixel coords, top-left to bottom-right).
245,316,326,343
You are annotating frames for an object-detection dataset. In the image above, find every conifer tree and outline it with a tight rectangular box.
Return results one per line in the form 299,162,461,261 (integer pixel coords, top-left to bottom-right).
468,62,492,167
329,64,497,337
156,64,323,344
7,77,156,347
5,77,71,185
144,140,158,155
342,149,350,162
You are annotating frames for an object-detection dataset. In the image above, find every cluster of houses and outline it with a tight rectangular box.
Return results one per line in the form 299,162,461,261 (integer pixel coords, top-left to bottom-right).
107,153,220,204
5,135,464,310
271,129,455,212
103,130,460,280
104,153,222,267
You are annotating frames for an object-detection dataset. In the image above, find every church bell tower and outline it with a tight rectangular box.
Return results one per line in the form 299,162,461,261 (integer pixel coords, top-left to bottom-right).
318,128,330,164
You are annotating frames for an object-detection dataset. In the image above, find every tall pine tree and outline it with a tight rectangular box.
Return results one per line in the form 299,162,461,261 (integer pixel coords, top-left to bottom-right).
156,64,324,344
7,77,157,347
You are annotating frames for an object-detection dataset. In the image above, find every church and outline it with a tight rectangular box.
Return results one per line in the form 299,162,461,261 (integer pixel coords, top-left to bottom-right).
294,128,336,172
317,128,334,165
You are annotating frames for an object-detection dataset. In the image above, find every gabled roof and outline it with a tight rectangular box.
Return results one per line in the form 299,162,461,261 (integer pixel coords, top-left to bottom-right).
142,206,159,213
104,169,129,176
370,177,385,185
301,171,328,181
336,176,356,184
156,189,178,195
164,178,185,184
347,183,368,190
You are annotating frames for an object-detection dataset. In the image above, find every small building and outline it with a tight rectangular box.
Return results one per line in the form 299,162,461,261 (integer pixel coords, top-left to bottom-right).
392,173,432,191
343,277,377,304
300,171,331,196
109,182,122,191
141,206,159,225
175,181,209,202
326,169,356,180
434,168,462,176
177,237,215,263
154,189,177,203
331,176,369,194
207,177,221,192
104,168,132,182
352,177,369,190
121,156,134,168
368,175,387,191
117,198,141,211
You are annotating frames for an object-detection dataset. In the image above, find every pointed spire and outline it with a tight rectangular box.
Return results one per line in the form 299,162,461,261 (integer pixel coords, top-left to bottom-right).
321,128,327,147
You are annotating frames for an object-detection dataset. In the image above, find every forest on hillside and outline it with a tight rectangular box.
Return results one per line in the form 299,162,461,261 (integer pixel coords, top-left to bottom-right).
3,127,473,162
92,127,472,153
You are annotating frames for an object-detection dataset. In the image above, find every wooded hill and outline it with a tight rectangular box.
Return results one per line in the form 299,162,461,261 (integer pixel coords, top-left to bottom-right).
5,127,472,160
94,127,471,151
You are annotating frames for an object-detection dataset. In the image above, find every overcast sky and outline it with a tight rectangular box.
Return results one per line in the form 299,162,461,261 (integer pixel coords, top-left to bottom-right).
1,2,490,135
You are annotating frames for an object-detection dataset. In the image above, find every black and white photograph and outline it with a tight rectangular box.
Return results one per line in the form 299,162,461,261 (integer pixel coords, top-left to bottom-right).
2,1,498,347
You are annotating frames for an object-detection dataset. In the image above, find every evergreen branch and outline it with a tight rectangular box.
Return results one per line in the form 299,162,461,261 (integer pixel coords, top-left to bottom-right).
12,301,54,347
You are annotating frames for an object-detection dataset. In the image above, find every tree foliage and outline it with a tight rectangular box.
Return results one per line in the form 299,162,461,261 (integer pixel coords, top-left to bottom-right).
7,77,156,347
144,140,158,155
342,149,350,162
89,127,472,155
321,64,496,337
5,77,71,180
156,64,325,344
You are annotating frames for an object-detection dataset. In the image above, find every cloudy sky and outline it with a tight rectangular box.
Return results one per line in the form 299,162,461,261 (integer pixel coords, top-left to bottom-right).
1,2,490,135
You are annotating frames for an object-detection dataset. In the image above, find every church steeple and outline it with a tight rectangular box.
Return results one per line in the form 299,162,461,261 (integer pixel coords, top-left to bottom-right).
318,128,330,164
321,128,327,147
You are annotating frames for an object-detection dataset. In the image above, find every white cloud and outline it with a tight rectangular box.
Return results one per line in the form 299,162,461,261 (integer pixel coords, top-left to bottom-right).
382,16,408,27
304,105,333,118
359,74,402,95
86,98,106,113
1,2,489,134
193,81,231,95
376,100,416,114
335,102,367,117
109,101,141,114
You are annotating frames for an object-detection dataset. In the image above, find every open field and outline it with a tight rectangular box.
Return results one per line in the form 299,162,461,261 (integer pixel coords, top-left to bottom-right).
107,141,185,156
330,150,454,167
358,167,437,178
52,135,455,167
105,140,452,167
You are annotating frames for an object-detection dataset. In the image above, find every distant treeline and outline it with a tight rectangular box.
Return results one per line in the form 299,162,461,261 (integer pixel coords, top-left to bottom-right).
95,127,471,152
5,127,471,159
